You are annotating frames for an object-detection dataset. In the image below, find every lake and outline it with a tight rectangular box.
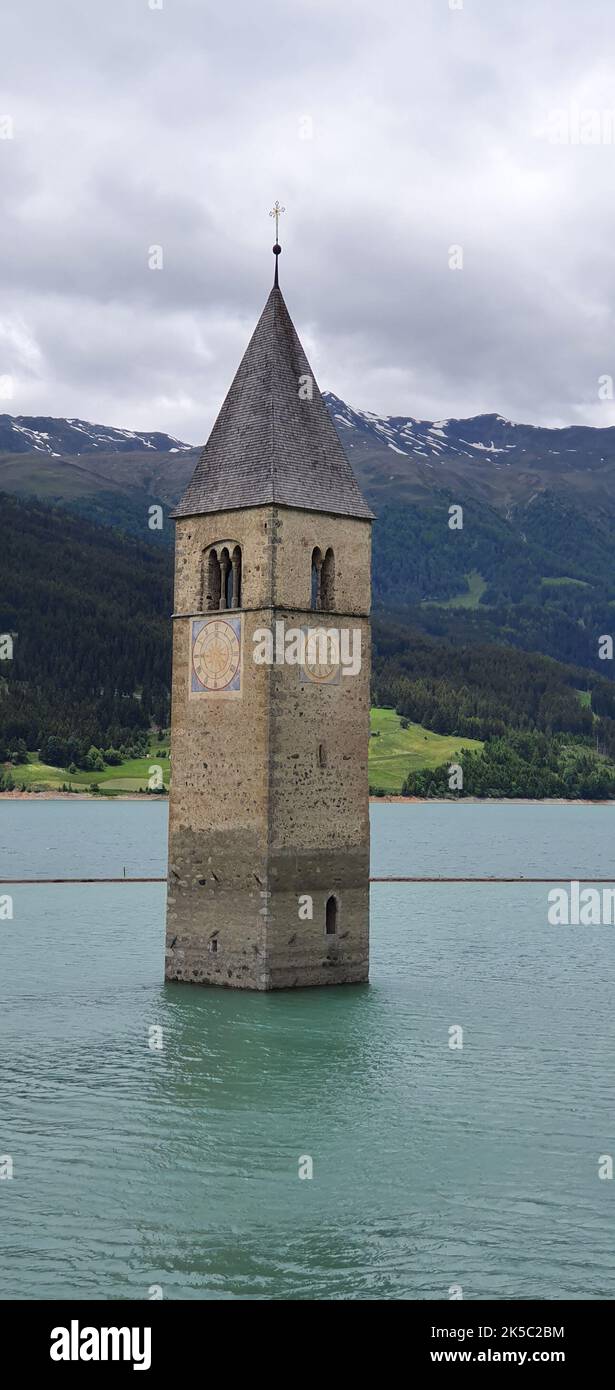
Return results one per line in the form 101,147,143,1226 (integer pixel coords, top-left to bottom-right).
1,801,614,1300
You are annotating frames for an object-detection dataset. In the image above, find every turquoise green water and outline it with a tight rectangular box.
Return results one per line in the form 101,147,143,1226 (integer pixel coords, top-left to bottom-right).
1,803,614,1300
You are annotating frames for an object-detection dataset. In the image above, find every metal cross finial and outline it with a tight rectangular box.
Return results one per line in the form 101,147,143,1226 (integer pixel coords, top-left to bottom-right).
269,200,286,242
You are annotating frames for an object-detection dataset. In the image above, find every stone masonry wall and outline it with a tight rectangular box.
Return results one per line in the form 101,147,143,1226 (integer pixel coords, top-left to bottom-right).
166,504,371,990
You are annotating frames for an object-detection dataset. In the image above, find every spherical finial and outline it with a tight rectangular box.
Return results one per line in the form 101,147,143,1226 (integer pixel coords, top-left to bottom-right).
269,203,285,285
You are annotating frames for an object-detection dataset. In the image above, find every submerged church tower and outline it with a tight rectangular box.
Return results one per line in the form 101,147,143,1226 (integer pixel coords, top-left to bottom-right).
165,228,373,989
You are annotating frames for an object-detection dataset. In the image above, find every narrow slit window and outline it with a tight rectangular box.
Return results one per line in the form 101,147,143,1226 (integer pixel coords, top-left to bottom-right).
204,549,221,611
321,548,335,610
325,895,337,935
231,545,242,608
311,547,322,610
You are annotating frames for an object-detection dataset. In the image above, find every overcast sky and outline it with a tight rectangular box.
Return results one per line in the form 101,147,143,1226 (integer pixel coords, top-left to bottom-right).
2,0,615,442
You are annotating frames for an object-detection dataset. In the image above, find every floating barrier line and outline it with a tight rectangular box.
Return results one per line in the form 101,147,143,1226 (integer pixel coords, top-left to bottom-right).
0,876,165,884
1,876,613,886
369,875,615,883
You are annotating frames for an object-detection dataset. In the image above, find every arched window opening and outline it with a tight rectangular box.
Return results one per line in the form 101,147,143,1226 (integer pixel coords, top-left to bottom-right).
231,545,242,608
203,542,242,612
325,895,338,935
311,547,322,611
219,548,231,610
318,743,327,768
321,548,335,611
204,549,221,611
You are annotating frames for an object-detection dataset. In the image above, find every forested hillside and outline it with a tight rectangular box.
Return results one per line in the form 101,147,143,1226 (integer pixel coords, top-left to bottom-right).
0,494,171,761
402,731,615,801
2,488,615,796
373,616,615,797
372,492,615,672
374,616,615,746
3,401,615,676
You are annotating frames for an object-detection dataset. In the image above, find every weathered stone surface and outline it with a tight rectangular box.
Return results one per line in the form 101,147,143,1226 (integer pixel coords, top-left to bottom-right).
166,499,371,989
166,264,373,995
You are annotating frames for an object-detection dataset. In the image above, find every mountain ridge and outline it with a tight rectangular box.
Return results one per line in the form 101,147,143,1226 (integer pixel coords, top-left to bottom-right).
323,390,615,466
5,397,615,468
3,397,615,523
0,413,194,457
1,398,614,679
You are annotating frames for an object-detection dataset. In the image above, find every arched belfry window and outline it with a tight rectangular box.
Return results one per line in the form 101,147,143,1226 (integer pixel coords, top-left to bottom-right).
204,549,221,611
325,895,338,935
202,544,242,612
321,548,335,610
311,547,322,611
310,546,334,611
220,548,231,609
231,545,242,608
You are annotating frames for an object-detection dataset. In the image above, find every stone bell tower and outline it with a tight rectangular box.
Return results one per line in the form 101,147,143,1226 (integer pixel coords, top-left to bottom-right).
165,229,373,989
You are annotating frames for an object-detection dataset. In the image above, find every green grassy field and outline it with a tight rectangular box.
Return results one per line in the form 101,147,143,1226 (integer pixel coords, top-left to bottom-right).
422,569,487,610
5,713,481,798
368,708,483,793
541,576,591,589
12,743,170,795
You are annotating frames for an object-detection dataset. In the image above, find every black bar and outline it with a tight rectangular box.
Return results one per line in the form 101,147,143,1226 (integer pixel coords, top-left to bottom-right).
2,1298,609,1375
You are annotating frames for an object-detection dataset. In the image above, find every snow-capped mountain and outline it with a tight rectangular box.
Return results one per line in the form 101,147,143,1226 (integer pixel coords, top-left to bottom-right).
3,399,615,474
0,414,193,457
2,400,615,526
324,392,522,464
322,391,615,471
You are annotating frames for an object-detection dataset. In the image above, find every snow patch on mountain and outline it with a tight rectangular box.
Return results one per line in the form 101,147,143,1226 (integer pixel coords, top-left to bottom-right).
0,414,193,457
322,393,611,472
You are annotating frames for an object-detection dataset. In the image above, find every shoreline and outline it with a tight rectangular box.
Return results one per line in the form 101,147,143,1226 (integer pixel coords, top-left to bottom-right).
0,791,612,806
0,791,151,801
371,795,614,805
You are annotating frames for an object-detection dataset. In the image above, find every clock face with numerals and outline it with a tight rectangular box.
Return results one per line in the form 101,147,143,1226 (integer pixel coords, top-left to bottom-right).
299,626,341,686
302,650,340,684
191,617,241,695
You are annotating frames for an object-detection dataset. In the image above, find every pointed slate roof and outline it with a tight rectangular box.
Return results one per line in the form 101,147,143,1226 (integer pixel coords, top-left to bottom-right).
173,283,374,521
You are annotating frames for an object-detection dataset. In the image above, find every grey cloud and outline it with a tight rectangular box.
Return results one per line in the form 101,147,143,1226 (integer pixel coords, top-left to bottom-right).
2,0,615,440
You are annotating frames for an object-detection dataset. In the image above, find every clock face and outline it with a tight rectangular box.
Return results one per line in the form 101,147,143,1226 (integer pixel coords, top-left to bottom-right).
299,626,341,686
302,652,340,685
190,616,242,695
